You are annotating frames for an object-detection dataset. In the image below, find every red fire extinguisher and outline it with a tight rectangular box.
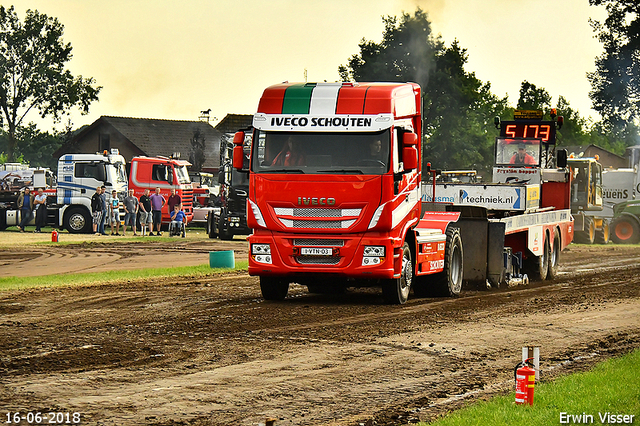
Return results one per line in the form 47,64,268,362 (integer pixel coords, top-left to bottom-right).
515,357,536,405
51,229,58,243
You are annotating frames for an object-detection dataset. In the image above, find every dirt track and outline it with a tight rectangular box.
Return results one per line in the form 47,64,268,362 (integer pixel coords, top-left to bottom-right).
0,241,639,426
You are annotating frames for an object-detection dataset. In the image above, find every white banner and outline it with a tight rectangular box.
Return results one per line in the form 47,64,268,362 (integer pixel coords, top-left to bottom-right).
253,113,394,132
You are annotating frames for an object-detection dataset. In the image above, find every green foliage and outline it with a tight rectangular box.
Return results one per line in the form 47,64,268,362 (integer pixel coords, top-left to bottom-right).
339,9,510,172
588,0,640,131
0,150,24,164
0,6,101,162
339,6,638,172
0,125,63,169
517,81,552,111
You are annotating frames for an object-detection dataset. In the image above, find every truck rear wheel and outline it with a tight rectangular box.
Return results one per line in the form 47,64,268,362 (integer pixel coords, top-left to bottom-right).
595,220,610,244
381,242,412,304
64,207,92,234
610,216,640,244
525,235,549,281
434,227,464,297
547,228,561,280
260,276,289,300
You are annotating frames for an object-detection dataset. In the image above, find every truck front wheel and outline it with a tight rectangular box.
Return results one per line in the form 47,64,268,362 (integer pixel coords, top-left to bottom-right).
207,212,218,239
218,214,233,241
610,216,640,244
64,207,92,234
260,277,289,301
381,242,412,304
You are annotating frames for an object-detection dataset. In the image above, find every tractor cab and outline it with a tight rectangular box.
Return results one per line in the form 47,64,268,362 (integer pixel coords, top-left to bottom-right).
567,157,603,213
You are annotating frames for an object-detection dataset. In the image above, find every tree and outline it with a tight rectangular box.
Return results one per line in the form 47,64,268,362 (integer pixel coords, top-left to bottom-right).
0,6,101,162
554,96,591,147
587,0,640,131
516,81,552,112
339,8,509,172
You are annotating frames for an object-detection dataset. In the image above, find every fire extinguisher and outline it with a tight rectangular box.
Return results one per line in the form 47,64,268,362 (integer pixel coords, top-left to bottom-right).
515,357,536,405
51,229,58,243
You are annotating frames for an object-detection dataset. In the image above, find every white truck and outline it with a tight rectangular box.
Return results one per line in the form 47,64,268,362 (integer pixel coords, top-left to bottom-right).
0,150,128,233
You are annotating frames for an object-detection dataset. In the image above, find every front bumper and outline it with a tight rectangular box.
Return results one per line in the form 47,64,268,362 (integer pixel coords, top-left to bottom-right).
248,230,401,280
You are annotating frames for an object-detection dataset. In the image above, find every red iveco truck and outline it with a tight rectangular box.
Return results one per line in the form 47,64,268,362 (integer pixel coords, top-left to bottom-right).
232,82,573,304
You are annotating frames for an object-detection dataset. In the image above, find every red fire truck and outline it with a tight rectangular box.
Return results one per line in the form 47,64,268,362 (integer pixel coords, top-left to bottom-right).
232,82,573,303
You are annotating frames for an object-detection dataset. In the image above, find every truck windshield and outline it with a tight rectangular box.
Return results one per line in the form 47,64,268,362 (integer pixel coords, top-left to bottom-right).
495,138,541,167
252,129,390,175
175,165,191,184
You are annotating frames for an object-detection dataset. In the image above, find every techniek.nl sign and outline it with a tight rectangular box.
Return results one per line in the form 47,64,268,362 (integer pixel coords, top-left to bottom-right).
421,183,524,210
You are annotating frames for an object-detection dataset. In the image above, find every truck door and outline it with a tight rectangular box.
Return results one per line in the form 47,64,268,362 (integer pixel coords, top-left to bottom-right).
71,161,107,196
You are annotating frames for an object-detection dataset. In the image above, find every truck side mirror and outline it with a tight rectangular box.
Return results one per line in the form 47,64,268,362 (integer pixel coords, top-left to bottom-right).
402,132,419,170
403,146,418,170
402,132,418,147
233,131,246,171
218,170,225,184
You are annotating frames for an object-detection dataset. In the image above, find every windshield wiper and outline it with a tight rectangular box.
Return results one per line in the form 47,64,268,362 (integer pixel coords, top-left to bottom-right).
262,169,305,174
318,169,364,174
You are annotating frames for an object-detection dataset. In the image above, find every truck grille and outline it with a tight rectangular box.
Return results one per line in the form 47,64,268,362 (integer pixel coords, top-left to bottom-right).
182,188,193,212
293,239,344,247
296,256,341,265
274,207,361,230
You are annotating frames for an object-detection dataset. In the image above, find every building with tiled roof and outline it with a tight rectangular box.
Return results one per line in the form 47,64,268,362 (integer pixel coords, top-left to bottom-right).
54,114,253,173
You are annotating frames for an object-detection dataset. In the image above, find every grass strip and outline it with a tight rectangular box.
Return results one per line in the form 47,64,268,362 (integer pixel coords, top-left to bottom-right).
0,261,249,291
420,348,640,426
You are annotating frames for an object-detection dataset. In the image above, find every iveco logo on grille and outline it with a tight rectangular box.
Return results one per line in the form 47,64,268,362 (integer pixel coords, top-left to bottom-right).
298,197,336,206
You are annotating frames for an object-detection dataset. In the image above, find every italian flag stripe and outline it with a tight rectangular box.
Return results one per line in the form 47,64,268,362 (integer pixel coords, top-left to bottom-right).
309,83,342,114
282,83,316,114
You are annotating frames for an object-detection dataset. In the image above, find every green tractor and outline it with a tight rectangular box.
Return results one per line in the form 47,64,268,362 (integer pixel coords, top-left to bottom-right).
610,200,640,244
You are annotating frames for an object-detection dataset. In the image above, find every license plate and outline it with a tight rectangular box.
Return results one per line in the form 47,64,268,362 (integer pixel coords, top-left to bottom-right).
300,247,332,256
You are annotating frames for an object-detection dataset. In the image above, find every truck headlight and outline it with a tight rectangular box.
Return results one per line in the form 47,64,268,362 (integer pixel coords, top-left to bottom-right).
362,245,385,266
363,246,385,256
252,244,271,255
252,243,272,264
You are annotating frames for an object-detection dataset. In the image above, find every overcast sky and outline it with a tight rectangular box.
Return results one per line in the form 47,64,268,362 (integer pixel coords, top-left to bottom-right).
10,0,607,132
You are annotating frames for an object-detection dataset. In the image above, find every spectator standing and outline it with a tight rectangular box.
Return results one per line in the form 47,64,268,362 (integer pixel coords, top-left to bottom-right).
123,189,139,236
16,187,35,232
167,188,181,214
91,187,103,235
109,190,121,235
98,185,108,235
149,187,166,236
139,188,153,236
33,187,47,233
